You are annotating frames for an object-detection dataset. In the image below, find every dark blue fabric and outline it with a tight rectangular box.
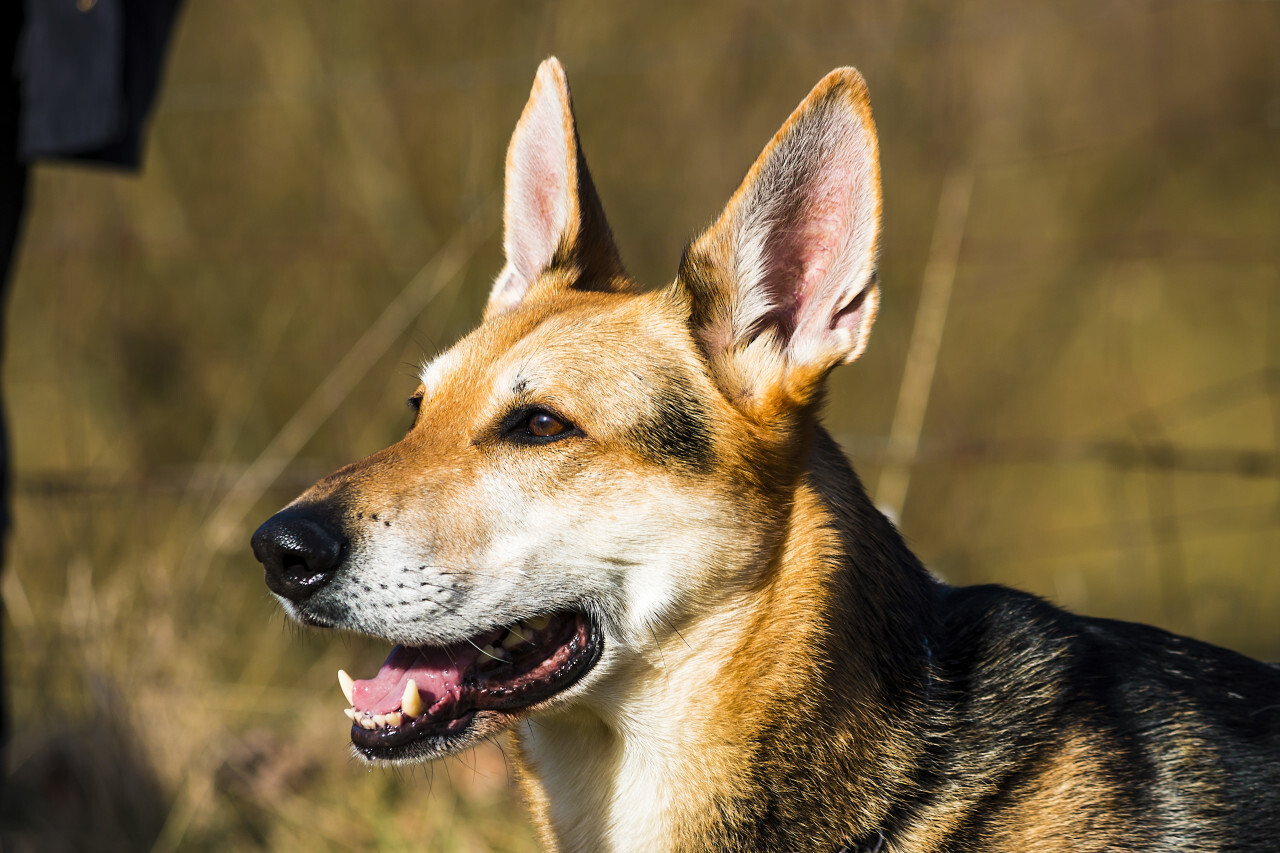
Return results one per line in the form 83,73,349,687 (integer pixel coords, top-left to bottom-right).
18,0,183,168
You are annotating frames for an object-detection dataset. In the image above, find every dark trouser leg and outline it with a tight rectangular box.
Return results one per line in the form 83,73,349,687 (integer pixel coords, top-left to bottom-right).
1,0,29,795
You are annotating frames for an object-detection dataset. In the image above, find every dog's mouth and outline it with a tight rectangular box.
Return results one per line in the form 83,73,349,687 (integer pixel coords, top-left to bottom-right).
339,610,602,762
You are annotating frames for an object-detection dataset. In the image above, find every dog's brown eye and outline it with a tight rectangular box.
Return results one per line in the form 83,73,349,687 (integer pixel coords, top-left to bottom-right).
499,406,578,445
407,393,423,412
528,411,566,438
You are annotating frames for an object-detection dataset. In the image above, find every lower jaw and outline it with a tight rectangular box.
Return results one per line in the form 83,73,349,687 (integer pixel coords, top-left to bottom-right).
351,709,494,763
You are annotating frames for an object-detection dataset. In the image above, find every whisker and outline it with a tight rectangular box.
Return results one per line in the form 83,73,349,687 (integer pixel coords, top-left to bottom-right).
465,636,505,661
440,755,455,791
648,624,674,693
661,615,692,650
448,565,543,578
648,625,668,670
406,564,539,582
489,734,516,788
453,745,480,785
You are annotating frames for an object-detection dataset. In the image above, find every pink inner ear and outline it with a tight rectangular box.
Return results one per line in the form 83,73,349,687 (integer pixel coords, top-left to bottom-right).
522,146,569,274
759,156,857,335
797,189,853,306
505,92,574,282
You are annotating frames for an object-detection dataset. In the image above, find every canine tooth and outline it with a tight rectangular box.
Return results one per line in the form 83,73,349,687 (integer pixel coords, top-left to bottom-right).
526,614,551,631
344,708,358,722
502,630,526,649
385,711,403,727
402,680,424,717
338,669,355,705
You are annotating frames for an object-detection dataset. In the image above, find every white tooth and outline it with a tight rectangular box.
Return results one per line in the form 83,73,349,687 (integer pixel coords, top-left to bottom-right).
338,670,355,705
359,715,377,730
372,713,387,728
402,680,424,717
344,708,358,722
385,711,403,727
526,614,550,631
502,630,526,649
480,643,501,659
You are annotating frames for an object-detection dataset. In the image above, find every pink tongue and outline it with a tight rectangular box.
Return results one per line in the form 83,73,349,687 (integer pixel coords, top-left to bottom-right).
352,644,480,715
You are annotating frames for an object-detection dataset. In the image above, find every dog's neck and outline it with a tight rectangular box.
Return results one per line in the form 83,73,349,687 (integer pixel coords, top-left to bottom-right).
513,429,939,852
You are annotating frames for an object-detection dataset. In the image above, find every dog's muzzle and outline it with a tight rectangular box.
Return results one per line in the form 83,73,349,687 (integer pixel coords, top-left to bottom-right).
251,508,345,602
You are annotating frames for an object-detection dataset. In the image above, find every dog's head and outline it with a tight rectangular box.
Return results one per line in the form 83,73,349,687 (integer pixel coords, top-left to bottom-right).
252,58,882,764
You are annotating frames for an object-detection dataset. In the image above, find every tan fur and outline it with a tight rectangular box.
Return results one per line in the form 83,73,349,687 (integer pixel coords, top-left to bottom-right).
986,732,1123,852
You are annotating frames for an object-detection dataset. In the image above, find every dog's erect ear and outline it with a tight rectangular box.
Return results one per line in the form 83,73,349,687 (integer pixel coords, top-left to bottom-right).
675,68,882,410
485,58,626,320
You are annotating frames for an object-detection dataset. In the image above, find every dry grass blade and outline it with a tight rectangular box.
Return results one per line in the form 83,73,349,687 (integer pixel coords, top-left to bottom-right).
876,163,974,523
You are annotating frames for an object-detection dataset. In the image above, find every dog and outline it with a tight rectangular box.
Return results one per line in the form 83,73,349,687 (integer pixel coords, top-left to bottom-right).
251,59,1280,852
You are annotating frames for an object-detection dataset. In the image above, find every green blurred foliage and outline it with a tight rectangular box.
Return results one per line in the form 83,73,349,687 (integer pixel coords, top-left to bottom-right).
3,1,1278,849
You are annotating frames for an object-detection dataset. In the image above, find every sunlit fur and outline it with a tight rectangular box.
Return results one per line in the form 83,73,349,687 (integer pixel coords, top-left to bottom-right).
263,59,1280,852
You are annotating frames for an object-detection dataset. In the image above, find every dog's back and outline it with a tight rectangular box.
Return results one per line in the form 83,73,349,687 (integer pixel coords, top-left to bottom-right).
925,584,1280,850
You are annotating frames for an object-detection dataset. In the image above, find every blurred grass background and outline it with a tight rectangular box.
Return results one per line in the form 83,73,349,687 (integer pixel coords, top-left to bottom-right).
2,1,1278,850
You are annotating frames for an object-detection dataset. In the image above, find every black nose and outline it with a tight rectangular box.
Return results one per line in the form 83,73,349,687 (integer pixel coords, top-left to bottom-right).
251,509,345,602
